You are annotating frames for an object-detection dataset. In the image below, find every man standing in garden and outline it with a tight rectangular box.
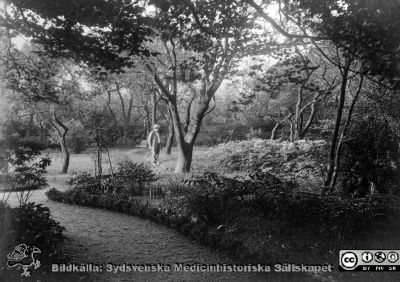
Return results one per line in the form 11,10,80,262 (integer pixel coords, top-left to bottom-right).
147,124,161,165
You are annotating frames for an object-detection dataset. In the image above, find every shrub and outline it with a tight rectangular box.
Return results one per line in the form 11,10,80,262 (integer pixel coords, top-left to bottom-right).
12,203,65,256
0,137,51,192
0,201,65,272
68,171,103,195
160,171,297,224
46,171,400,267
117,160,157,183
162,171,400,243
195,139,328,189
339,115,400,196
45,188,65,202
66,161,157,198
0,201,13,268
68,133,88,153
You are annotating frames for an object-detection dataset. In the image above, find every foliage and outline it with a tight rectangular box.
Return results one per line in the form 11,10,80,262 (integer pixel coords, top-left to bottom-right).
161,172,399,236
68,133,88,154
0,136,51,191
194,122,251,146
45,187,256,262
65,120,90,153
281,0,400,82
46,171,400,265
0,201,65,269
117,159,158,183
68,171,103,195
195,139,328,189
339,115,400,196
67,161,157,198
0,201,12,269
12,203,65,255
3,0,152,72
82,109,120,149
161,171,296,224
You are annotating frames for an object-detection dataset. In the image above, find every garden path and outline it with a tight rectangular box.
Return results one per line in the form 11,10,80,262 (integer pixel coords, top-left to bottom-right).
3,176,313,281
1,151,324,281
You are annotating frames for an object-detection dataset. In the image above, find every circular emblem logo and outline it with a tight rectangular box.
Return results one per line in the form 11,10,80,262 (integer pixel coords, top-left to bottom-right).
374,252,386,263
341,252,358,269
387,252,399,263
362,252,373,263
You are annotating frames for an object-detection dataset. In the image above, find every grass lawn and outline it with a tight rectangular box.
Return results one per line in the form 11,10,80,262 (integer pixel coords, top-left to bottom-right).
44,145,211,177
14,146,210,206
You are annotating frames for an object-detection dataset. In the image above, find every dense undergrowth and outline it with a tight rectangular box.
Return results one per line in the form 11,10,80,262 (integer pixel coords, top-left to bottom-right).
195,139,328,190
46,169,400,267
45,135,400,281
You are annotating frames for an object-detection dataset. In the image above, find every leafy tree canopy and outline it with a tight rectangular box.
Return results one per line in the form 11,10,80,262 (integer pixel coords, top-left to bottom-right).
2,0,153,72
276,0,400,82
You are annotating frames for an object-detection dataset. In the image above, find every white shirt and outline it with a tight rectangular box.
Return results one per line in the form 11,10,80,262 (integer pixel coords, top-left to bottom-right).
147,130,160,148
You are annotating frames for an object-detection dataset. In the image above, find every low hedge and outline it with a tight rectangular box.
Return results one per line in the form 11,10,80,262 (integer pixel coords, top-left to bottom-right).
45,188,250,260
46,183,400,264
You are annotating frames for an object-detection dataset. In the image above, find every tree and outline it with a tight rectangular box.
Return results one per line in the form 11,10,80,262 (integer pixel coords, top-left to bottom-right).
2,0,152,72
146,0,276,172
2,42,89,173
246,46,338,141
82,109,119,177
244,0,400,188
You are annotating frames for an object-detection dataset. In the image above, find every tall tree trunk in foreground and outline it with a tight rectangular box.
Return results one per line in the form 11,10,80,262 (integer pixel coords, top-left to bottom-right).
175,93,211,172
325,57,352,187
149,36,232,173
330,74,364,188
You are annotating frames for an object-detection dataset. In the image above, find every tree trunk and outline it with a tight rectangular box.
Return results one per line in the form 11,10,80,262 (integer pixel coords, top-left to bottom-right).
151,91,157,126
330,74,364,188
122,123,129,144
167,96,208,173
299,102,317,139
60,134,70,174
270,121,280,140
167,100,191,173
183,92,196,134
166,131,174,154
26,114,34,138
97,148,102,177
289,120,295,142
325,57,352,187
52,113,70,174
144,106,151,136
294,88,302,141
39,123,46,142
166,107,175,154
175,142,193,173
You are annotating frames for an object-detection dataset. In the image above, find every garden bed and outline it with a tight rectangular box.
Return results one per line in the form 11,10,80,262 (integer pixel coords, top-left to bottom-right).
45,171,400,268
